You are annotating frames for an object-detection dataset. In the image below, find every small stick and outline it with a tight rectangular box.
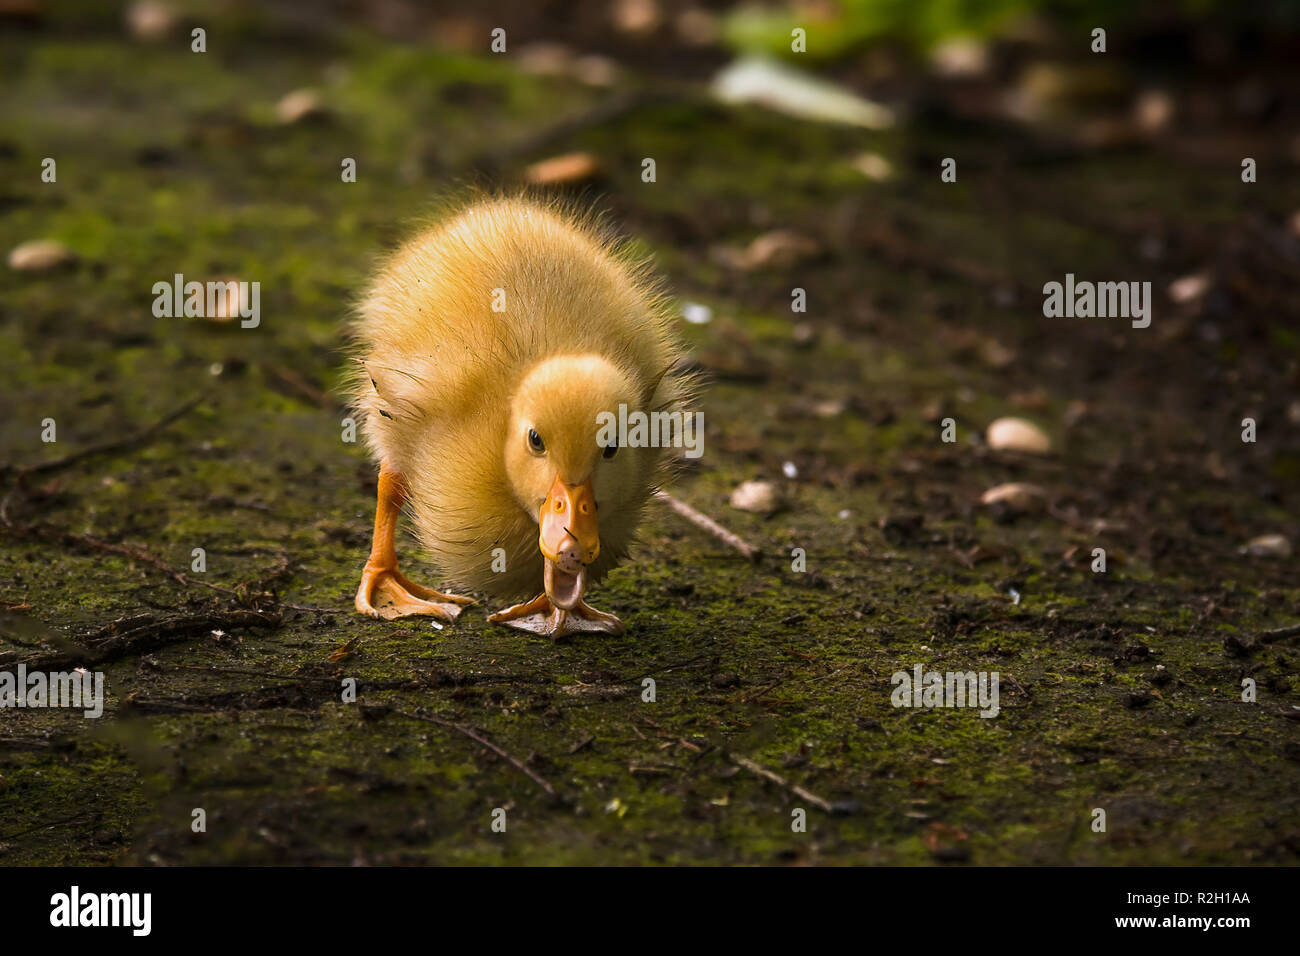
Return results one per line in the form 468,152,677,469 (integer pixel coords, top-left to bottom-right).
1260,623,1300,642
1,390,210,480
654,490,760,562
4,609,283,670
393,709,558,799
727,751,834,814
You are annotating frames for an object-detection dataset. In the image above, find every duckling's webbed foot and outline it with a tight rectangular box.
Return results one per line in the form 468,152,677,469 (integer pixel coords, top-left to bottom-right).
488,594,624,639
356,566,471,622
355,462,475,622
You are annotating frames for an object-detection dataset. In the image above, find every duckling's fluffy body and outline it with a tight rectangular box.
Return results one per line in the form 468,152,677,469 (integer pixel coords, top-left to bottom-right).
349,198,689,599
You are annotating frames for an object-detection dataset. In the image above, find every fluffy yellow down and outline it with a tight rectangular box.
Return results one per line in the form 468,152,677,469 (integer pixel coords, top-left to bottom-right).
347,196,693,598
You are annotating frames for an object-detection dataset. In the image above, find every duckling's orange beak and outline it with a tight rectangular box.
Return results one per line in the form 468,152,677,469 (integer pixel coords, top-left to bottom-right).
539,475,599,610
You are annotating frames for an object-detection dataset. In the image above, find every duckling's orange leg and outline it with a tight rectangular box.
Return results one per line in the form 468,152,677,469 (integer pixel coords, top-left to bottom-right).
355,462,475,622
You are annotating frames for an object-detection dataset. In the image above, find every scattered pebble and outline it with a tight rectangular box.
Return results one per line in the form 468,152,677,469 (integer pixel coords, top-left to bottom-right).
730,480,779,514
986,417,1051,454
8,239,74,272
929,36,989,78
791,322,818,347
980,482,1047,512
125,0,176,40
781,461,798,479
203,276,248,322
981,339,1017,369
1241,534,1291,558
681,301,713,324
714,230,818,271
571,55,618,87
276,88,327,125
675,7,718,46
851,152,893,181
524,152,602,186
612,0,661,35
1133,88,1174,134
516,43,572,77
1168,273,1210,304
516,44,618,86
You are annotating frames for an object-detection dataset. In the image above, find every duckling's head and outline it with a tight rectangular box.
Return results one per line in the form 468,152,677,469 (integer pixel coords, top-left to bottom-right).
505,353,654,609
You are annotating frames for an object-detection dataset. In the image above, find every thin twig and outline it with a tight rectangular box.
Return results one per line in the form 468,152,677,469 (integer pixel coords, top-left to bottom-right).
0,390,210,481
1260,622,1300,643
391,708,558,799
654,490,760,562
726,751,834,814
2,609,283,670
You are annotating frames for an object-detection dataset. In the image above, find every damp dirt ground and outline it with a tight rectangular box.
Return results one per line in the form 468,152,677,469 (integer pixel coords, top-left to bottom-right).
0,3,1297,865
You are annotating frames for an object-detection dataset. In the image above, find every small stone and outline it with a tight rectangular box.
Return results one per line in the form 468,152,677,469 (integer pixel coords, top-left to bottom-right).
125,0,176,40
675,7,718,46
612,0,661,35
717,230,819,271
516,42,572,77
980,482,1047,512
1133,88,1174,133
524,152,602,186
929,36,989,78
1168,273,1210,304
8,239,74,272
276,88,326,125
681,302,713,324
781,461,798,479
851,152,893,181
986,417,1051,454
730,480,778,514
1241,534,1291,558
1124,692,1154,709
572,55,618,87
203,276,247,322
791,322,817,347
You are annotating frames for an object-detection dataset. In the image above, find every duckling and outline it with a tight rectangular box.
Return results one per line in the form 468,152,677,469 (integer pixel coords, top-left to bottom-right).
348,197,692,638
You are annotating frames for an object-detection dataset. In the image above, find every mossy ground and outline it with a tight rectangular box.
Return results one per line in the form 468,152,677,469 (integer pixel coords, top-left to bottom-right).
0,3,1297,865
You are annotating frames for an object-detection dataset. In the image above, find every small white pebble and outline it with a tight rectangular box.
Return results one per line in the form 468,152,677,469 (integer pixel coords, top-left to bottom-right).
782,461,798,479
681,302,713,324
980,481,1047,511
8,239,74,272
1168,273,1210,304
730,480,779,514
986,417,1051,454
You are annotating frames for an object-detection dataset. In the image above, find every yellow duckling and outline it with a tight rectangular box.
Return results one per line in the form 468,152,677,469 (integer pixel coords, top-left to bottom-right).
348,197,692,638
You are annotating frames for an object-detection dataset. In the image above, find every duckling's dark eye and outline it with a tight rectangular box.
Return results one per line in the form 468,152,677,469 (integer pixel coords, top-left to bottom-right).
602,441,618,460
527,428,546,455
